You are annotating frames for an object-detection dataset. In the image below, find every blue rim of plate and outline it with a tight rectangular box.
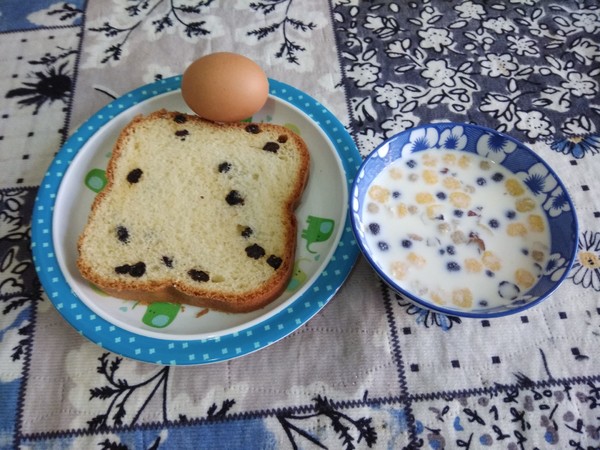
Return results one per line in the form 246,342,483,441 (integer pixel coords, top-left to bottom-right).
31,76,361,365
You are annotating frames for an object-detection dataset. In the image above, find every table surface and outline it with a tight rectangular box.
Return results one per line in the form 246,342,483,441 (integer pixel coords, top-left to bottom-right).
2,1,600,449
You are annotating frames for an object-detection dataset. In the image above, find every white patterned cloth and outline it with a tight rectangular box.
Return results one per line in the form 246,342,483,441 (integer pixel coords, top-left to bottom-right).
1,1,600,449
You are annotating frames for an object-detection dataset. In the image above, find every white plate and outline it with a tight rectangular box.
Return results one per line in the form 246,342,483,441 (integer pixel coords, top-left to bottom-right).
32,77,362,365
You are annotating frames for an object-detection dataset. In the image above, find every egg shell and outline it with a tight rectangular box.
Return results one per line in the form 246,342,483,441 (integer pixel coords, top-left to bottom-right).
181,52,269,123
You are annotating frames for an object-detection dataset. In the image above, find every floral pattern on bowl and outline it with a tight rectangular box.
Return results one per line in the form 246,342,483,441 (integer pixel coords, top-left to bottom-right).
351,122,579,318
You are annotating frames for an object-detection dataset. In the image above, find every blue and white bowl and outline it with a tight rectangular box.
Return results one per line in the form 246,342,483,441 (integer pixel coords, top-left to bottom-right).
351,123,579,318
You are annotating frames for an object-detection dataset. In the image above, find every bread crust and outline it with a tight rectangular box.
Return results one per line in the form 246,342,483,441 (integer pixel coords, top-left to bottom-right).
77,109,310,313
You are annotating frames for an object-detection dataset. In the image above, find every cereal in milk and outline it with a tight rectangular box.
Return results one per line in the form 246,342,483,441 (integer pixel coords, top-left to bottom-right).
361,149,551,310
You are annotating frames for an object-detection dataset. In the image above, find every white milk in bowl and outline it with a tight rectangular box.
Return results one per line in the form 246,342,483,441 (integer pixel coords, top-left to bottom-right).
360,149,551,311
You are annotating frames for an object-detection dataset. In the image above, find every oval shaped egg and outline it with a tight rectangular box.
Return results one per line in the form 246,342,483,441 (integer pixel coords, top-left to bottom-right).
181,52,269,123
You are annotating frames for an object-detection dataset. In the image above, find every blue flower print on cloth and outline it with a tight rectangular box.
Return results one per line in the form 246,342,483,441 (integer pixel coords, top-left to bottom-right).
569,231,600,291
395,292,462,331
334,1,600,158
550,116,600,159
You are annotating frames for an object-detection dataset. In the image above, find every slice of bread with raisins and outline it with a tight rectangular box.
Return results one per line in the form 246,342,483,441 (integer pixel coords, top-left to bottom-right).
77,109,310,313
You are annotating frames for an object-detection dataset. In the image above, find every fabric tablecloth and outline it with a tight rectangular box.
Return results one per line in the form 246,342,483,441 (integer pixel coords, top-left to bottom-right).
2,1,600,449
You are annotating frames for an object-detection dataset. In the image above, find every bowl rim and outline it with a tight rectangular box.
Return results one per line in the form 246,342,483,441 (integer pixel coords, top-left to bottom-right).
350,121,579,319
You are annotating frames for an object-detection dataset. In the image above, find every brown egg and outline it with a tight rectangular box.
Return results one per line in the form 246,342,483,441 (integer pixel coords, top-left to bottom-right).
181,52,269,123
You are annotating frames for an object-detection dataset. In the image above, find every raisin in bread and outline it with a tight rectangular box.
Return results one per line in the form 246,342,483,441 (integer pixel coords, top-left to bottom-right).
77,109,310,313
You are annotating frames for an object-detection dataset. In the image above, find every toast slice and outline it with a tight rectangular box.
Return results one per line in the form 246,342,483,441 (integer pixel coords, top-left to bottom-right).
77,109,310,313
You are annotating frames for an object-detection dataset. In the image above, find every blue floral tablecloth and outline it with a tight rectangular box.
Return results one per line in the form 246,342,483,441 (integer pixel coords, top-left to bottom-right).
1,1,600,449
